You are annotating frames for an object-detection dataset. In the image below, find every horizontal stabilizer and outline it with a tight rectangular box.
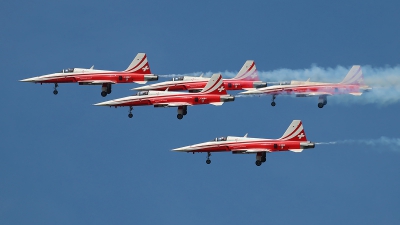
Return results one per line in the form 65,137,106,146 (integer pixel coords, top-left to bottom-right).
306,92,332,96
349,92,363,96
135,81,148,84
209,102,224,106
289,149,303,153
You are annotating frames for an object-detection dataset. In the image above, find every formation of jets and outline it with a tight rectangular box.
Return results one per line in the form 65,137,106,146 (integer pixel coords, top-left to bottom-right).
20,53,371,166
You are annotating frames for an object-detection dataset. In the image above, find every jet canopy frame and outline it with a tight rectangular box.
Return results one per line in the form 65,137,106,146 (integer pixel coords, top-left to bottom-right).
171,76,184,81
135,91,149,96
61,68,74,73
211,137,227,142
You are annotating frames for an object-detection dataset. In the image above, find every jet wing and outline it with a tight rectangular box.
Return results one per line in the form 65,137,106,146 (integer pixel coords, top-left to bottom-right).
296,92,333,97
79,80,116,84
232,149,272,153
154,102,193,107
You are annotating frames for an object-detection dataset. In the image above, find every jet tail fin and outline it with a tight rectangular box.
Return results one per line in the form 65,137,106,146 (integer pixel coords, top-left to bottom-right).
233,60,260,81
279,120,308,142
199,73,227,95
340,65,365,85
124,53,152,74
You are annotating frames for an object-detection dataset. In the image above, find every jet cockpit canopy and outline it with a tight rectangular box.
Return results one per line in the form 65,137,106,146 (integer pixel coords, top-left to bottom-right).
171,76,184,81
212,137,227,142
61,68,74,73
135,91,149,96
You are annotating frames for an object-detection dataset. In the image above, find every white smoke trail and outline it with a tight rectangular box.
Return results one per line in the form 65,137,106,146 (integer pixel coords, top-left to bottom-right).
162,65,400,105
316,137,400,152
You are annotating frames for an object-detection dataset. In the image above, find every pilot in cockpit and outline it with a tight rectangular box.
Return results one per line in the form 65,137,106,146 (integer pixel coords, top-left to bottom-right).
215,137,227,142
171,76,184,81
61,68,74,73
136,91,149,96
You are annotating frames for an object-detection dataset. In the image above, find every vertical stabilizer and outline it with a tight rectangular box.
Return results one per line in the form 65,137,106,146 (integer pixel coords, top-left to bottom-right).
124,53,152,74
233,60,260,81
340,65,364,85
279,120,308,141
200,73,227,95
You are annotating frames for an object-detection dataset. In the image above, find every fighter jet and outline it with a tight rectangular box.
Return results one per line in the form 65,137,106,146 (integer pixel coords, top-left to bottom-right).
173,120,315,166
133,60,266,92
240,65,371,108
19,53,158,97
94,73,235,119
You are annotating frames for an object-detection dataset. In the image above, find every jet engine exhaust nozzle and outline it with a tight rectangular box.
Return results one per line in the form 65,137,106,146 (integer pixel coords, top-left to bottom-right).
300,142,315,149
220,95,235,102
253,82,267,88
144,75,158,81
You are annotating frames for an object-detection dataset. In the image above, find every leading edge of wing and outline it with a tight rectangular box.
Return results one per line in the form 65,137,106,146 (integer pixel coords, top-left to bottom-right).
232,149,272,153
154,102,193,107
79,80,117,84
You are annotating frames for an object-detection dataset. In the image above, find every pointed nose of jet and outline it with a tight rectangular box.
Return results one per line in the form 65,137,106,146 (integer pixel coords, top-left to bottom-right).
93,100,116,106
19,77,38,82
172,146,192,152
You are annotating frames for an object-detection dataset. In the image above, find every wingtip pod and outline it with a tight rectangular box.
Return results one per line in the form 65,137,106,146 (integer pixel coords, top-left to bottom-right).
340,65,365,85
233,60,260,81
279,120,308,142
124,53,152,74
200,73,227,95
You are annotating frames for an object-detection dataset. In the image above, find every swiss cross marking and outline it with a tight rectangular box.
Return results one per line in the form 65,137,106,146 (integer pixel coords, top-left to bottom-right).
142,66,149,71
298,133,305,139
218,86,225,92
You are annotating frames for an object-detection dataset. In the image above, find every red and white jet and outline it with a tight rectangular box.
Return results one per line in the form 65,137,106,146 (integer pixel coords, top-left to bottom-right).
173,120,315,166
94,73,235,119
240,65,371,108
133,60,266,92
20,53,158,97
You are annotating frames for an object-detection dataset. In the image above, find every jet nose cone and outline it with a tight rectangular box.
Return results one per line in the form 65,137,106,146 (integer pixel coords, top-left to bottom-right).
172,146,191,152
19,77,36,82
93,100,115,106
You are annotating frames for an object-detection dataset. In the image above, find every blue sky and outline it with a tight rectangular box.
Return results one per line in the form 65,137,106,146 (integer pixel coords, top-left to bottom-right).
1,0,400,224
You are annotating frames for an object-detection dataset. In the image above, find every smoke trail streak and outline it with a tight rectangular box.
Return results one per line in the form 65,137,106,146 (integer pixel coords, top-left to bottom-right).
162,65,400,105
315,142,337,145
316,137,400,152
